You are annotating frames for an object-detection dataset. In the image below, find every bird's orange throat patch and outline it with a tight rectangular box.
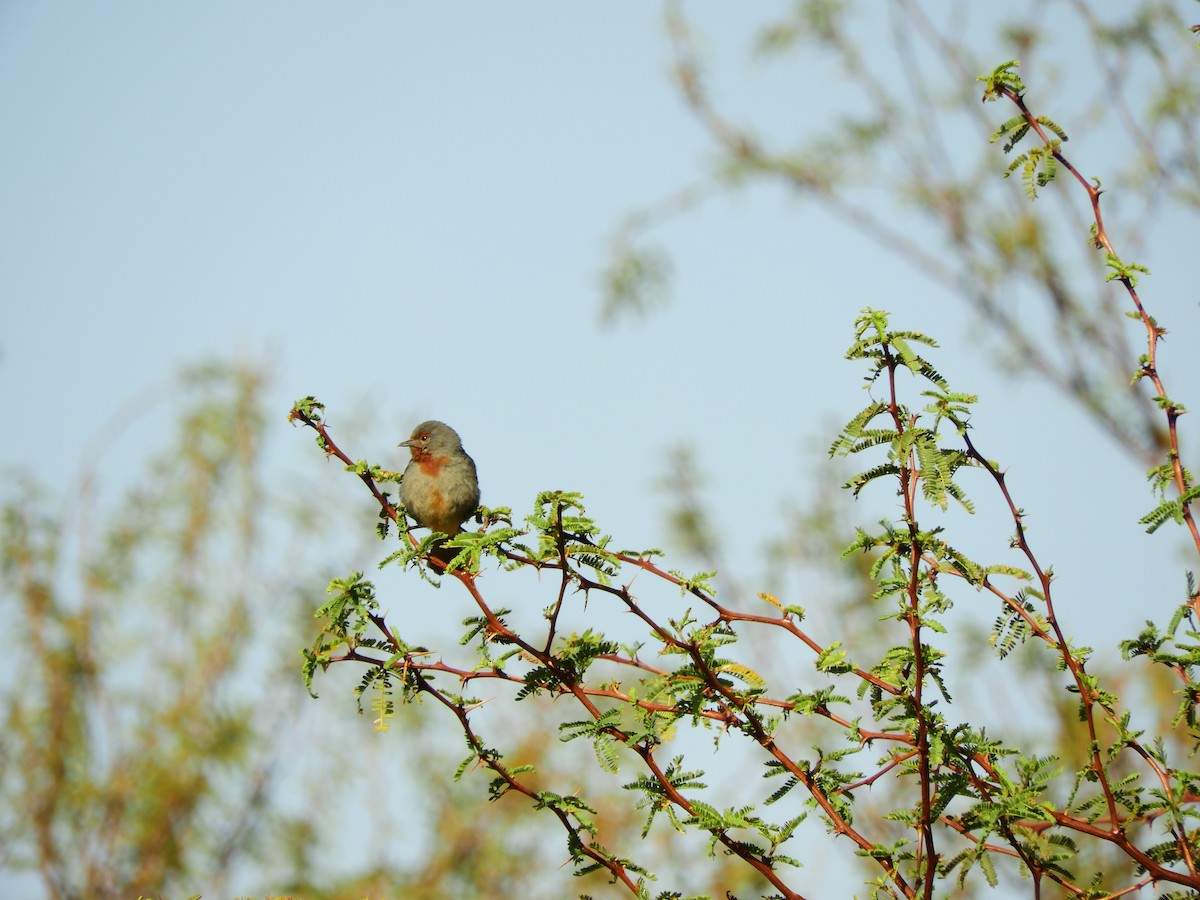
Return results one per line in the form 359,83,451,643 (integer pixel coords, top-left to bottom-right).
416,455,451,476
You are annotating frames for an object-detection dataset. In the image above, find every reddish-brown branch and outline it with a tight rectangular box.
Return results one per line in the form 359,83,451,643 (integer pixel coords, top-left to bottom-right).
961,429,1123,831
598,549,903,696
542,499,573,654
997,86,1200,565
881,344,940,898
412,669,645,893
293,404,1200,893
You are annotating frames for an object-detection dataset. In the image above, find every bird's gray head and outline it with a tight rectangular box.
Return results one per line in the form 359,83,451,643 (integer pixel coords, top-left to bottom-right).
400,420,464,458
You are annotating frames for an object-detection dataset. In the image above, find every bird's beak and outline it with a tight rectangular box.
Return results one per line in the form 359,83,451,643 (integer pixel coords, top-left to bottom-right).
399,438,415,448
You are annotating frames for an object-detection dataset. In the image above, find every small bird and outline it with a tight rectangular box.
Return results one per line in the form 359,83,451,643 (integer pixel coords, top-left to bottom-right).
398,420,480,562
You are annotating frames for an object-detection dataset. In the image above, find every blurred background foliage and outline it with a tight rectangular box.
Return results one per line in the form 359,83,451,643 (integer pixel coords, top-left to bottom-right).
611,0,1199,464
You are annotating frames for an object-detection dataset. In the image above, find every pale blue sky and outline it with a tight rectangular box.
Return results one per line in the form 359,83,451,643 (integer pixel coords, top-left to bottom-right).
3,3,1198,896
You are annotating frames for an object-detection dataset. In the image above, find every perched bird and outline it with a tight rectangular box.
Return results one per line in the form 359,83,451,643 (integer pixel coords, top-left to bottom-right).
399,420,480,563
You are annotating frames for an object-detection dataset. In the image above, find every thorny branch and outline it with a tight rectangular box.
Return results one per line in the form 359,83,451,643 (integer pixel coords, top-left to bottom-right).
990,82,1200,571
292,403,1200,895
